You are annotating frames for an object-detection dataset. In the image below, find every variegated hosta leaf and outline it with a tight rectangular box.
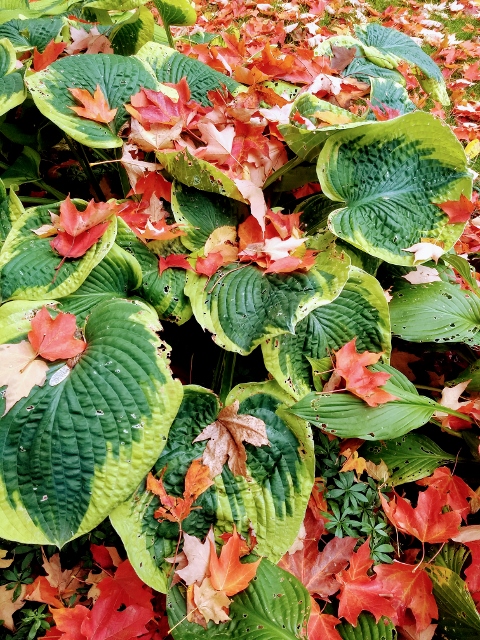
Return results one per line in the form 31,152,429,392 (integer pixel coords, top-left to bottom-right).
319,112,473,265
110,382,314,592
0,202,116,301
0,299,54,344
26,54,175,149
344,47,406,86
115,219,192,324
60,243,143,323
167,559,310,640
0,38,26,117
185,236,350,355
290,364,439,440
171,182,245,251
390,280,480,345
367,77,415,118
84,0,150,9
279,93,367,162
337,614,397,640
153,0,196,27
0,298,183,546
262,267,391,399
109,6,154,56
136,41,240,105
0,16,64,51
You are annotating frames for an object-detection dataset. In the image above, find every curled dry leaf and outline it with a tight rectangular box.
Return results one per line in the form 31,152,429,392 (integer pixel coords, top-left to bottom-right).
192,578,231,627
193,400,270,478
0,341,48,415
403,243,445,264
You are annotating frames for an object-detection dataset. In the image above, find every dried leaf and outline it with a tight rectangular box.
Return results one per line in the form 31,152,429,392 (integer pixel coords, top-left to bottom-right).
176,530,215,586
192,578,231,626
0,341,48,414
0,585,26,631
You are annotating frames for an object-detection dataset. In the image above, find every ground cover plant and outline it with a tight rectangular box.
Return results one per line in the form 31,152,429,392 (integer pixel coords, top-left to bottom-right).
0,0,480,638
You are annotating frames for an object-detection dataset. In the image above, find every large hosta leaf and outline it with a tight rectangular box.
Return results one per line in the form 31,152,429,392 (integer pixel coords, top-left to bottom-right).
115,219,192,324
360,433,455,486
26,54,175,148
111,382,314,592
318,112,472,265
60,243,143,323
0,38,26,117
171,182,245,251
0,202,116,301
367,77,415,118
136,41,240,105
344,47,405,85
289,364,440,440
390,280,480,345
185,235,350,355
109,6,154,56
0,299,53,344
0,299,183,546
0,16,64,51
153,0,196,27
337,613,396,640
262,267,391,399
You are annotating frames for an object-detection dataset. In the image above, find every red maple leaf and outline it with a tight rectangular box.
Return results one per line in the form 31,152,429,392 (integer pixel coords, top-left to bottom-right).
374,562,438,632
336,540,396,625
417,467,476,520
159,254,194,275
195,252,224,277
308,599,342,640
330,338,398,407
96,560,153,611
437,194,475,223
28,307,86,361
129,172,172,203
464,61,480,82
380,487,462,543
57,196,119,237
33,40,67,72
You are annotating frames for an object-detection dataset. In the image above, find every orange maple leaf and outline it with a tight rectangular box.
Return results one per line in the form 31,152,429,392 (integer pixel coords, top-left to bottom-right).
437,194,475,223
209,526,261,596
28,307,86,362
68,85,117,124
147,459,213,525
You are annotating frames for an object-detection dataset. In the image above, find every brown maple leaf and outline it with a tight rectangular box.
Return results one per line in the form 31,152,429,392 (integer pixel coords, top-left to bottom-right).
0,585,26,631
193,400,270,478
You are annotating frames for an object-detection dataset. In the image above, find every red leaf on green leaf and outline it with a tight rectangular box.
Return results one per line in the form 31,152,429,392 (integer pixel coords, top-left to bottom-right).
465,541,480,599
209,527,261,596
195,252,224,276
159,254,194,275
50,223,110,258
437,194,475,223
58,196,119,237
28,307,86,361
33,40,67,72
69,85,117,124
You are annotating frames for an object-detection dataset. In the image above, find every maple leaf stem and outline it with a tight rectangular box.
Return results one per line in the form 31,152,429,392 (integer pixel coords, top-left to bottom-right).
168,609,197,634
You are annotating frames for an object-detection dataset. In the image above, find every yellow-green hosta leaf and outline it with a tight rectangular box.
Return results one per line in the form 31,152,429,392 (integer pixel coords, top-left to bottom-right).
109,6,154,56
153,0,196,27
84,0,150,9
0,16,64,51
115,219,192,324
0,298,183,546
0,38,26,117
185,236,350,355
0,299,54,344
319,112,473,265
262,267,391,399
111,382,313,592
0,201,116,301
167,559,310,640
26,54,175,149
136,41,241,105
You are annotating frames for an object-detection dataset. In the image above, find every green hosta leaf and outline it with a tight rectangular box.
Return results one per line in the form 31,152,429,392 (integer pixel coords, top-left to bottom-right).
279,93,366,162
0,38,26,117
26,54,174,149
153,0,196,27
115,219,192,324
0,299,53,344
344,47,405,85
295,194,341,236
157,149,245,201
425,565,480,639
0,179,15,244
337,613,397,640
390,280,480,345
84,0,150,9
1,146,40,188
0,17,64,51
359,433,455,485
171,182,244,251
185,237,350,355
434,543,470,575
289,364,440,440
60,243,143,324
262,267,391,399
355,23,449,104
319,112,472,265
367,77,415,119
167,559,310,640
111,382,314,591
110,6,154,56
0,202,116,301
450,360,480,392
0,298,183,546
136,41,240,105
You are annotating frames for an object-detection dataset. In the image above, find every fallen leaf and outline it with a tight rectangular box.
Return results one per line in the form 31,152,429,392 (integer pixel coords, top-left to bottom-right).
42,551,82,601
83,595,152,639
365,460,390,483
28,307,86,361
193,400,270,478
417,467,476,519
340,451,367,476
233,179,267,231
50,224,111,258
192,577,231,626
96,560,153,611
380,487,462,543
403,265,442,284
25,576,63,608
0,585,26,631
209,527,261,596
307,599,342,640
403,243,445,263
195,252,225,277
176,530,215,586
465,540,480,597
330,45,356,72
90,545,122,570
66,26,113,55
452,525,480,542
437,194,475,223
55,196,119,237
0,551,12,569
158,254,194,275
33,40,67,72
69,85,117,124
0,341,48,414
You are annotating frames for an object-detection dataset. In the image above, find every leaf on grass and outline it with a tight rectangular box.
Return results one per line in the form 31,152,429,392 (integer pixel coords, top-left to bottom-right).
33,40,67,72
380,486,462,543
0,585,26,631
192,577,231,626
147,459,213,524
68,85,117,124
0,341,48,414
329,338,398,407
193,400,270,478
209,527,261,596
437,195,475,224
28,307,86,361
